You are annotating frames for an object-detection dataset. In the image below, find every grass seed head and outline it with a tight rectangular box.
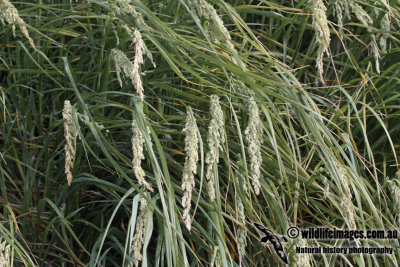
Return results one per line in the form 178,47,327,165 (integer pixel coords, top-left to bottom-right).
132,29,147,101
388,179,400,224
348,3,382,73
112,0,146,26
0,0,35,49
341,196,357,229
111,48,134,88
244,97,263,195
111,47,144,100
237,200,247,256
181,109,199,231
0,240,10,266
333,0,349,31
205,95,224,202
350,2,372,26
111,30,154,101
131,194,148,267
63,100,77,186
189,0,237,63
132,119,153,192
338,165,356,229
297,239,312,267
379,13,390,52
311,0,330,81
371,35,381,73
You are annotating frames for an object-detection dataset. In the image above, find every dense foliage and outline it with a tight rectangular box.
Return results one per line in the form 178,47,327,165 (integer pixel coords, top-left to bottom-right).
1,0,399,266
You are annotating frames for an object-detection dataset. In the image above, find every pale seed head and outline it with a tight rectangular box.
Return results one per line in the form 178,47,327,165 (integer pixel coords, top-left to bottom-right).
0,0,35,49
132,119,153,192
63,100,77,186
205,95,224,202
244,97,263,195
181,108,199,230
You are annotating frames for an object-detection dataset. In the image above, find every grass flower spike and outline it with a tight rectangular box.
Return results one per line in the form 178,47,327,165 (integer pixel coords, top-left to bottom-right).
113,0,139,16
112,0,146,26
1,0,400,265
181,108,199,231
244,97,263,195
379,12,390,52
237,200,247,255
350,2,372,26
132,29,146,101
235,168,247,256
311,0,330,81
333,0,349,31
63,100,77,186
111,30,154,101
349,2,381,72
297,239,312,267
338,165,356,229
189,0,236,62
111,48,134,88
190,0,232,45
0,239,10,266
388,179,400,224
131,194,148,267
205,95,224,202
0,0,35,49
132,119,153,192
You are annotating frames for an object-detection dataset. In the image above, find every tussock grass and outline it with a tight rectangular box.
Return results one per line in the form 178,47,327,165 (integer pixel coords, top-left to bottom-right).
0,0,399,266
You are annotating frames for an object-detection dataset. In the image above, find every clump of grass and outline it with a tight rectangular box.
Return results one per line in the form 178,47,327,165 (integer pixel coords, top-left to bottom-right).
0,0,399,266
348,2,381,72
